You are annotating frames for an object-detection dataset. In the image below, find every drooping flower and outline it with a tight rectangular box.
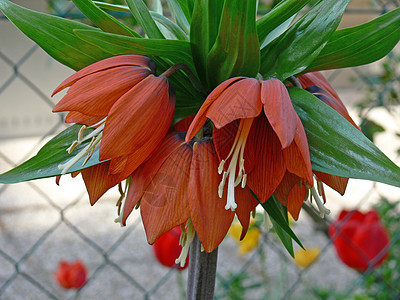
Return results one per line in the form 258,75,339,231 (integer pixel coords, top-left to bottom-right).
293,247,321,268
152,226,189,270
186,77,313,219
117,130,258,259
329,209,390,271
54,260,87,289
273,72,362,219
52,55,175,194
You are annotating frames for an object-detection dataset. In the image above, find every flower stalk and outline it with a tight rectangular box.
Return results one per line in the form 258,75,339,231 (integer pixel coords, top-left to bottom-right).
186,234,218,300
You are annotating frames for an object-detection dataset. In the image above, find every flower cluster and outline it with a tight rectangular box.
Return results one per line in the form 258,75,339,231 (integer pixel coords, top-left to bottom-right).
53,54,359,264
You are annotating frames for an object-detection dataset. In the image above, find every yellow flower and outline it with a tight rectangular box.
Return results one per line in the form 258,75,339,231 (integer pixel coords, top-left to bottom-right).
294,247,320,268
229,222,261,255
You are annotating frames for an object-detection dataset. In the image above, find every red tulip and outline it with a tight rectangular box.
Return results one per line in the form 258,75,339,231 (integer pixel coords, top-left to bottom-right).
152,226,189,270
54,260,87,289
329,210,390,271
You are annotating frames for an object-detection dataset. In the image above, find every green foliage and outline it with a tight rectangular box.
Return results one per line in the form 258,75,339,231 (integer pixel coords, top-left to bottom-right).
0,0,112,70
304,8,400,73
206,0,259,88
290,87,400,188
260,0,350,80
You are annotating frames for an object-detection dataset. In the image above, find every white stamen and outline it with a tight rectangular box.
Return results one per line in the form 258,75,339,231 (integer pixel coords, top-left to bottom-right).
58,131,103,175
310,186,330,218
218,172,228,198
241,174,247,188
176,219,195,268
78,125,87,142
218,119,253,211
67,140,80,154
218,160,225,174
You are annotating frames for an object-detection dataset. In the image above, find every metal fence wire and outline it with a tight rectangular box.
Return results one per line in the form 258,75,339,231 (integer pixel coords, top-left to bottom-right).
1,1,400,299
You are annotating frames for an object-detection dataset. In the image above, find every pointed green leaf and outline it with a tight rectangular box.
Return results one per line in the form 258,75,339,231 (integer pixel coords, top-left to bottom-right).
207,0,259,88
253,192,303,257
304,8,400,72
0,125,105,184
268,198,294,257
93,1,130,13
190,0,225,85
175,0,193,22
150,11,188,40
74,29,195,70
152,0,163,14
125,0,165,39
260,0,350,80
290,87,400,187
0,0,112,70
72,0,140,37
256,0,311,48
166,0,190,34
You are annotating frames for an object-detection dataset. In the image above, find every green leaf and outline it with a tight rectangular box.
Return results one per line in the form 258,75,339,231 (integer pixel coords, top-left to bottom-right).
152,0,163,14
289,87,400,187
256,0,311,48
0,0,112,70
125,0,165,39
190,0,225,86
166,0,190,34
175,0,193,22
260,0,350,80
304,8,400,72
93,1,130,13
207,0,260,88
74,29,195,70
150,11,188,40
0,125,105,184
72,0,140,37
255,193,303,257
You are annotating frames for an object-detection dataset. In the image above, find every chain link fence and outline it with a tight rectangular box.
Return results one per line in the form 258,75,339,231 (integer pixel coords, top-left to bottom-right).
1,1,400,299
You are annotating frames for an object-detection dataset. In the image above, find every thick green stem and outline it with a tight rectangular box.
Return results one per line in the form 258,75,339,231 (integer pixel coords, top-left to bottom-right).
186,233,218,300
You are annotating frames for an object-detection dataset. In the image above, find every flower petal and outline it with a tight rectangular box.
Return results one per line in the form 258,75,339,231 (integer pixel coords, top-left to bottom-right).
283,116,313,185
52,55,155,95
206,78,262,128
298,72,359,130
53,67,151,116
246,116,286,202
298,72,340,101
314,171,348,195
287,184,306,220
234,186,259,240
65,111,105,126
186,77,245,142
261,78,297,149
100,75,175,160
80,161,121,205
274,172,302,207
122,133,185,224
141,143,192,244
172,114,195,132
188,140,235,253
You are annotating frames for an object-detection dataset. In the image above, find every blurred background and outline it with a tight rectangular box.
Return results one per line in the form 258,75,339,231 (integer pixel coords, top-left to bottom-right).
0,0,400,299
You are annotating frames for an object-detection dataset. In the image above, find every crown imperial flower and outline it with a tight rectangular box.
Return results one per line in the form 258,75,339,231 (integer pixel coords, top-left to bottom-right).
52,55,175,194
